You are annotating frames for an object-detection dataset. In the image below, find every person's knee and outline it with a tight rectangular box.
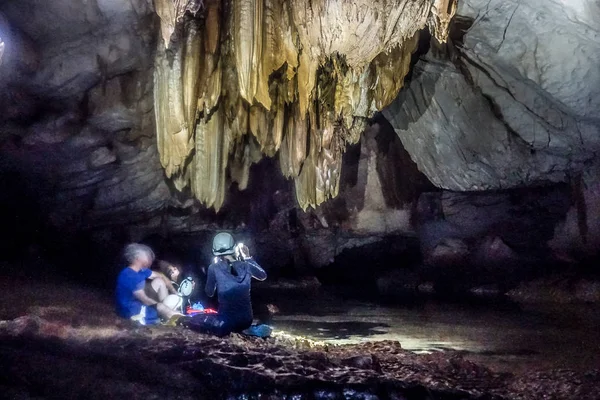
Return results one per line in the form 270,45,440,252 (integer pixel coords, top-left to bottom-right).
163,294,182,310
151,278,166,291
144,280,160,302
156,303,176,319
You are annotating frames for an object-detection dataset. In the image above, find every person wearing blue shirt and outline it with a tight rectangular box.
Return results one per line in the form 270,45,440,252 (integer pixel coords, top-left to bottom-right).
115,243,182,325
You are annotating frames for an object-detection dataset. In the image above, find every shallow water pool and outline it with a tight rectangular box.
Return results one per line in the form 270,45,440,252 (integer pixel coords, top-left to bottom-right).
266,291,600,373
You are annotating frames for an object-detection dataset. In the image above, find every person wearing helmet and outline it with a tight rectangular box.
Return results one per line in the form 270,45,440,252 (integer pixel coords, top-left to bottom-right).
185,232,267,336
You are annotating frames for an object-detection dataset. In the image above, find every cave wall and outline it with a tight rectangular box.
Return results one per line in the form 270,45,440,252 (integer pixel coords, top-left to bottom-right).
0,0,436,272
384,0,600,263
385,0,600,191
0,0,170,271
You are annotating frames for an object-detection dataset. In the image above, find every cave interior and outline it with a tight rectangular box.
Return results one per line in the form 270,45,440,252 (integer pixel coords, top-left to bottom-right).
0,0,599,399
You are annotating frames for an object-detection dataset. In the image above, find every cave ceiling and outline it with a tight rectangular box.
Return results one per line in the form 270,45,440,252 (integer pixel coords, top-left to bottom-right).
153,0,456,211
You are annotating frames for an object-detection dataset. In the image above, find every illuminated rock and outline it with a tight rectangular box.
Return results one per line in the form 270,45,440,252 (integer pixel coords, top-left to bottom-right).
153,0,456,210
385,0,600,191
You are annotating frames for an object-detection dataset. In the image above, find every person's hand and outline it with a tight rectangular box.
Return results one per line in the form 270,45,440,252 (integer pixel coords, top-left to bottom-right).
239,244,250,259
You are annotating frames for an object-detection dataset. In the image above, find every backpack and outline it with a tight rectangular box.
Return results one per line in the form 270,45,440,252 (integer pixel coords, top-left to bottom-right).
178,277,194,296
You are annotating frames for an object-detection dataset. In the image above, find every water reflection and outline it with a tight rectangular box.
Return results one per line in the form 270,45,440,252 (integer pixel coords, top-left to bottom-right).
267,291,600,372
274,319,390,340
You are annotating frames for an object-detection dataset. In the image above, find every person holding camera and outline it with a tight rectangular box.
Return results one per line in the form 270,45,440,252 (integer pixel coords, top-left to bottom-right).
185,232,267,336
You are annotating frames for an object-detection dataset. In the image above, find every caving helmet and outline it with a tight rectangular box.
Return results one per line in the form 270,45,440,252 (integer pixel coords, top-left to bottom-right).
212,232,236,256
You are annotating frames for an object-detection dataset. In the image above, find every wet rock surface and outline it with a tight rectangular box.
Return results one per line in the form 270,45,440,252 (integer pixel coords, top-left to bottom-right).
507,275,600,303
1,278,599,400
3,315,600,400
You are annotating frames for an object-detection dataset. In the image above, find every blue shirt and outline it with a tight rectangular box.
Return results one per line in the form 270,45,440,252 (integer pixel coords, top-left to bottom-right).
115,267,152,318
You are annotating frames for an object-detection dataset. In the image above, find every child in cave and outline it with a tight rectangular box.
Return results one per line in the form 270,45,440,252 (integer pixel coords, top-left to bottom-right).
156,260,199,314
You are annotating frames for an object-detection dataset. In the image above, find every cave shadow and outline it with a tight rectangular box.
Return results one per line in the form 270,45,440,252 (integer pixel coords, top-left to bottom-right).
316,235,423,293
271,319,390,340
252,290,354,319
380,17,474,131
380,29,437,131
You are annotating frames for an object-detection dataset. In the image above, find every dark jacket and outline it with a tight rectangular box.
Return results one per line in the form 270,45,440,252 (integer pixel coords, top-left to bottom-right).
205,258,266,328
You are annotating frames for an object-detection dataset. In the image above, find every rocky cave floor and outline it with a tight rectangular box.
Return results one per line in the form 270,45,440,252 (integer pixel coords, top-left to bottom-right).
0,277,599,400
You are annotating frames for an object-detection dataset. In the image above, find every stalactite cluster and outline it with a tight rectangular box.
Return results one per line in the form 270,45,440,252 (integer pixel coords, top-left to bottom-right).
153,0,456,210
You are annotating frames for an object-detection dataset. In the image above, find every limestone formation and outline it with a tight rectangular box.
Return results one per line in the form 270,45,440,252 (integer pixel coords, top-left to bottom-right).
385,0,600,191
153,0,457,210
0,0,169,239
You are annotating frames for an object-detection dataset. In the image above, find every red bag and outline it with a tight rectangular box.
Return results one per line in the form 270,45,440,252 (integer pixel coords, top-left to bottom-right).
186,306,218,315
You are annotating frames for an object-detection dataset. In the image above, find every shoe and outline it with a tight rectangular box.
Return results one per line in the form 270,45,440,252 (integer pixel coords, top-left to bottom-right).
242,324,272,337
163,314,186,327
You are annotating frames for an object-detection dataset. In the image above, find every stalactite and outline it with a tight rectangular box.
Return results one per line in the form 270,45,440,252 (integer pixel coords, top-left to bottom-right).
153,0,456,210
190,106,230,210
230,134,263,190
279,101,307,178
182,21,202,131
154,35,194,178
197,0,221,115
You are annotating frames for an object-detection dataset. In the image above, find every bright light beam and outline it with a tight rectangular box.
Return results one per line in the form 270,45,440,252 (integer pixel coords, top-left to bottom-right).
0,39,4,66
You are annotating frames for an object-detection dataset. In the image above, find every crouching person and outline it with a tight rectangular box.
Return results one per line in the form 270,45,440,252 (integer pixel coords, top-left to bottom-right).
186,232,266,336
115,243,182,325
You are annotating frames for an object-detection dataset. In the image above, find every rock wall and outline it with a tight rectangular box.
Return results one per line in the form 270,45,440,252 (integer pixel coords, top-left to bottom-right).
0,0,441,276
0,0,170,263
549,163,600,261
385,0,600,191
383,0,600,267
